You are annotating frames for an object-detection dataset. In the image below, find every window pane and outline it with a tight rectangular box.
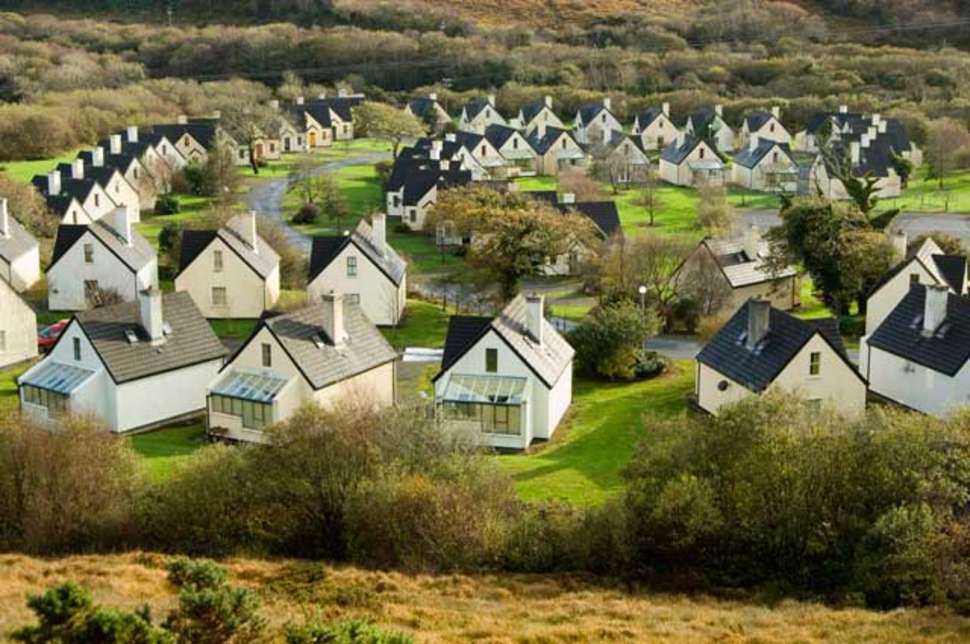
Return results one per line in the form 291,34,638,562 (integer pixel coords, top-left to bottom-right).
486,348,498,373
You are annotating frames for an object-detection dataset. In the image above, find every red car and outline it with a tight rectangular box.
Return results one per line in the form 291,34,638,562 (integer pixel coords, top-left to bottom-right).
37,320,70,353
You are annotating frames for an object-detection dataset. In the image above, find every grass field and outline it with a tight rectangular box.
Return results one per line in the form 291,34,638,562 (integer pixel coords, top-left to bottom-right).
380,299,451,349
0,149,83,184
498,362,695,506
4,552,966,643
886,169,970,213
128,423,208,481
135,194,211,247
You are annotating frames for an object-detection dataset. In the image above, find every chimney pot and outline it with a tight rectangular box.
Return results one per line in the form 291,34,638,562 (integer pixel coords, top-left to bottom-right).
139,287,165,345
771,105,781,119
746,299,771,350
525,294,544,345
923,285,949,337
71,158,85,180
177,114,188,125
47,170,61,196
110,134,123,155
126,126,138,143
320,290,347,345
662,102,670,117
0,198,8,238
372,212,387,257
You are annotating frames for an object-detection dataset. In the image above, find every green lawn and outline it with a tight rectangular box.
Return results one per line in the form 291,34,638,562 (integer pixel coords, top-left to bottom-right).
498,362,695,506
885,169,970,213
0,364,28,414
0,149,83,184
208,318,258,339
381,299,452,349
136,194,211,247
129,423,208,481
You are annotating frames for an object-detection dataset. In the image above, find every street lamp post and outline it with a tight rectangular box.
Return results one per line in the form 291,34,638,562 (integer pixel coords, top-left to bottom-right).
638,285,647,317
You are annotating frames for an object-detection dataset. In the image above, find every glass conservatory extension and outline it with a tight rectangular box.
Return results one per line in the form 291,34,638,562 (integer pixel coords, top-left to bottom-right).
437,374,529,436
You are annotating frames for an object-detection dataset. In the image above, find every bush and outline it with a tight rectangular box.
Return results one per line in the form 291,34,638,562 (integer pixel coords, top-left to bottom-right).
292,202,320,225
569,301,660,380
286,619,413,644
154,194,181,216
157,221,183,269
633,350,667,380
392,222,411,234
181,164,206,196
374,160,393,186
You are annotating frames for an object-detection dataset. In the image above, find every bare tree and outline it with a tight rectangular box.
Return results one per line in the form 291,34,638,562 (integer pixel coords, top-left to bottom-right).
674,249,732,316
635,167,664,227
218,103,293,175
695,184,736,236
926,117,970,189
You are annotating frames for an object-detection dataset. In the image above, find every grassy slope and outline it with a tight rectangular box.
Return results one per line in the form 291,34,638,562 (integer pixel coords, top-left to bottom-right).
2,552,967,643
0,149,83,183
128,423,208,481
380,298,451,349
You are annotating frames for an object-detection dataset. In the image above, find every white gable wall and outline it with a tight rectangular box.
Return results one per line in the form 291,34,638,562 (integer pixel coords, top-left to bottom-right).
864,343,970,416
306,242,406,326
2,245,41,292
637,115,680,150
865,260,939,336
47,231,145,311
174,236,278,319
103,173,142,221
0,280,37,368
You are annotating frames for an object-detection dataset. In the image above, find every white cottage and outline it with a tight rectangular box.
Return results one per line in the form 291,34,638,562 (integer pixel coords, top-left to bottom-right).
459,95,507,134
686,105,736,152
632,103,680,151
434,294,574,450
175,212,281,320
307,214,407,326
32,163,116,225
573,97,623,146
0,198,41,292
46,206,158,311
696,300,866,418
731,137,799,192
405,93,452,130
738,107,791,148
0,276,37,369
206,292,398,443
18,289,226,433
512,96,564,134
658,135,724,187
484,124,537,176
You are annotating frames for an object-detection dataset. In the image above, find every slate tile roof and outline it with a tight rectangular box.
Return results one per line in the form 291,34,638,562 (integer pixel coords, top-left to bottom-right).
74,291,226,383
0,212,39,265
308,218,406,286
177,214,279,279
701,237,797,288
50,221,155,273
733,140,795,169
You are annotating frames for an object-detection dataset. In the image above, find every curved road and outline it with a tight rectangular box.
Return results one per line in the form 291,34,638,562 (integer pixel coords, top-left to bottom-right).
243,151,390,256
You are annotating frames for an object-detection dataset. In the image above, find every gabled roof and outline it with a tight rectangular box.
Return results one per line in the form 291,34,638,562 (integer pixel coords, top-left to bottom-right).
636,107,666,130
519,99,552,125
308,219,407,286
463,97,498,122
31,173,99,207
868,285,970,377
484,124,526,150
0,212,39,264
660,135,717,165
453,130,486,151
688,107,722,133
254,301,397,391
435,294,575,388
407,97,445,119
701,237,797,288
743,111,776,132
733,140,795,169
559,202,622,239
49,221,155,273
80,150,139,177
150,121,218,149
177,213,279,280
577,102,614,126
526,127,578,155
932,255,967,294
73,291,226,384
697,301,855,393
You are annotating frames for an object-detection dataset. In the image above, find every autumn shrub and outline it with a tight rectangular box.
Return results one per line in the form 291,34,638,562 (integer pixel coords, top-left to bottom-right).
257,219,308,289
154,193,180,216
0,415,143,553
292,202,320,225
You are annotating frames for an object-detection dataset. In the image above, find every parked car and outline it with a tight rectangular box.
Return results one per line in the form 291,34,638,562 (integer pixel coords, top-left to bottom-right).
37,319,69,353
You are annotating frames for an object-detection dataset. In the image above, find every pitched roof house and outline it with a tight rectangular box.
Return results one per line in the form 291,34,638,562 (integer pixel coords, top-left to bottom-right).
594,131,650,183
862,285,970,415
207,292,397,443
685,105,736,152
19,289,227,432
739,106,791,147
731,137,798,192
658,135,724,187
57,159,141,221
32,162,116,225
47,206,158,311
0,275,37,369
696,299,865,417
434,294,574,450
451,130,507,173
405,93,452,130
573,97,623,146
385,153,473,231
0,198,41,292
512,95,565,134
459,95,507,134
484,124,537,175
307,214,407,326
525,124,585,176
673,226,801,313
411,137,488,180
175,212,281,320
78,145,156,212
632,102,680,151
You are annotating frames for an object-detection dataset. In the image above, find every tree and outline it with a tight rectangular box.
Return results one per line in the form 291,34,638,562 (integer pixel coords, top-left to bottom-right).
695,184,735,236
635,167,665,227
558,167,608,201
925,117,970,189
675,248,732,316
569,301,660,381
428,186,598,300
353,101,426,159
200,144,242,205
908,231,966,256
218,102,292,175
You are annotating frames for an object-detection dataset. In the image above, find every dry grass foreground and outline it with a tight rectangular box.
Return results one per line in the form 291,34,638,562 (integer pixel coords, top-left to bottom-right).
1,554,969,642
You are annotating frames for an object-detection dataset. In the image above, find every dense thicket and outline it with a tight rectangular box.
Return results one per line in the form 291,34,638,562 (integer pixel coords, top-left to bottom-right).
2,395,968,611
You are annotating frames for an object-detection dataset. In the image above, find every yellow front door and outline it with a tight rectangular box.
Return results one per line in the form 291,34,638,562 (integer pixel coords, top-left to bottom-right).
308,131,317,147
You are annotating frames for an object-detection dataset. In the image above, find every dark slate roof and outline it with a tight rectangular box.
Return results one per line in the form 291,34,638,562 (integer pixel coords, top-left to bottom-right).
868,285,970,376
308,219,407,286
178,230,219,273
733,140,794,169
636,107,665,130
74,291,226,384
660,135,709,165
0,211,39,264
150,121,218,149
559,202,622,239
484,124,521,149
577,102,610,125
688,108,718,132
526,191,559,206
932,255,967,294
435,294,575,387
453,130,485,151
49,221,155,273
697,301,854,392
463,97,494,122
31,173,98,206
440,315,493,373
519,100,549,125
526,127,574,154
50,225,87,266
407,97,444,119
744,111,774,132
261,301,398,390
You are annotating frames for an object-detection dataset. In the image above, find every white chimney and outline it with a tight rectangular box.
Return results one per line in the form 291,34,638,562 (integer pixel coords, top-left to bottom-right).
110,134,123,155
487,94,496,107
177,114,188,125
714,104,723,117
296,96,305,105
525,293,544,345
317,93,327,100
92,146,105,167
71,158,85,180
839,105,848,114
746,300,771,350
139,287,165,345
749,133,759,152
536,120,547,140
662,102,670,117
872,113,881,126
126,126,138,143
544,95,552,109
743,225,761,262
111,205,134,247
771,105,781,119
878,120,888,134
861,133,871,149
428,92,438,101
560,192,575,205
338,88,349,97
0,198,8,238
372,212,387,257
923,285,949,337
47,170,61,196
850,141,861,165
269,99,279,111
445,132,457,142
212,110,221,119
891,229,907,263
430,140,442,160
320,291,347,345
867,125,877,141
603,97,612,111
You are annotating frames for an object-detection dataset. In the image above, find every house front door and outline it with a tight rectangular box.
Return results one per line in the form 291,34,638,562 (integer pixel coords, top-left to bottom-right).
308,131,317,147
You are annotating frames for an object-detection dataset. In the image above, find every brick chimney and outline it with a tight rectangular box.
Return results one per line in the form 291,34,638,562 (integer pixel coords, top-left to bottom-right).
47,170,61,196
372,212,387,257
71,158,85,180
320,291,347,345
0,198,8,238
746,299,771,350
525,293,544,345
139,287,165,345
110,134,123,155
923,285,949,337
126,126,138,143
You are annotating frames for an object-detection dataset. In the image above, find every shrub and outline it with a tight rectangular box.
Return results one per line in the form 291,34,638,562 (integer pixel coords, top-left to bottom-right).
286,619,413,644
181,164,206,195
374,160,393,185
157,221,183,269
633,350,667,380
292,202,320,225
258,219,308,290
569,301,660,380
154,194,180,216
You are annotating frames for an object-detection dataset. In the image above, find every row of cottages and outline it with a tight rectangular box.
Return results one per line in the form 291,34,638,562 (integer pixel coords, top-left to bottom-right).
307,214,408,326
673,225,801,312
278,92,363,151
695,299,866,417
434,294,575,450
385,146,473,231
